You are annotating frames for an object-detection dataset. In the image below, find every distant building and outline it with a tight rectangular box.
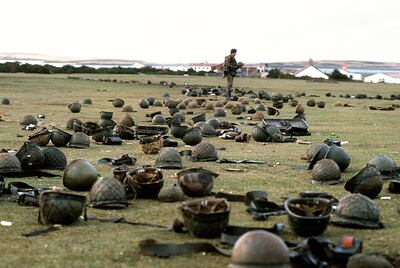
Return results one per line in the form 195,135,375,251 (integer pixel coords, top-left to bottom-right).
364,73,400,84
294,65,329,79
190,63,219,72
339,69,362,81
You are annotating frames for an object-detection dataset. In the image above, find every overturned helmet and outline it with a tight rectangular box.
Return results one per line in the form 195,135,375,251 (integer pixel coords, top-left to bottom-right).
177,168,218,197
89,177,128,209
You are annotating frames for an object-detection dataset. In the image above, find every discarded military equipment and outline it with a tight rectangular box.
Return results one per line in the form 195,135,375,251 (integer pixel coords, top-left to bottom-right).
155,148,182,169
182,127,202,146
308,144,330,169
285,198,332,237
214,108,226,117
229,230,290,268
50,128,72,147
81,98,92,105
42,147,67,170
20,115,38,127
28,128,51,147
296,104,305,114
306,144,323,162
153,100,163,107
169,107,180,116
99,118,116,128
324,144,351,172
251,111,265,121
0,153,22,174
38,191,86,225
16,141,45,170
200,124,218,136
119,113,135,127
1,98,10,105
234,133,251,142
317,101,325,108
68,102,81,113
306,99,316,107
63,159,98,191
331,193,384,229
139,135,163,154
368,155,398,179
134,125,169,136
139,99,150,109
255,103,267,111
170,125,188,139
345,164,383,199
100,111,113,120
147,97,155,105
311,159,341,185
206,118,220,129
177,168,218,197
112,98,124,107
66,118,82,130
158,184,186,202
121,104,134,112
191,142,218,161
347,253,394,268
262,118,310,136
68,132,90,149
251,126,268,142
115,124,135,140
152,114,166,125
89,177,128,208
92,127,113,143
126,167,164,199
388,179,400,194
180,198,230,238
82,122,102,136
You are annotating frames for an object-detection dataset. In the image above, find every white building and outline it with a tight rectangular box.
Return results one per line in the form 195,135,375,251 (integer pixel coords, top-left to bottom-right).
339,69,363,81
294,65,329,79
190,63,218,72
364,73,400,84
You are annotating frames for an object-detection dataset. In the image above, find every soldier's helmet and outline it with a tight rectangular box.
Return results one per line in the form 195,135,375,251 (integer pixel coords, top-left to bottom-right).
139,99,150,109
68,102,81,113
200,124,218,136
63,159,98,191
171,125,188,139
306,144,323,162
68,132,90,149
255,103,267,111
28,127,51,146
182,127,202,146
317,101,325,108
192,142,218,160
368,155,398,179
251,111,265,121
155,148,182,169
50,128,72,147
152,114,166,125
206,118,220,130
345,164,383,199
231,104,242,115
347,253,394,268
296,104,305,114
15,140,45,170
153,100,163,107
81,98,92,105
177,168,218,197
306,99,316,107
324,144,351,172
147,97,155,105
265,125,282,140
311,159,341,185
229,230,291,268
251,126,268,142
177,102,187,109
42,147,67,170
89,177,128,209
214,108,226,117
38,191,86,225
1,98,10,105
331,193,384,229
172,112,185,123
122,104,134,112
204,102,214,110
112,98,124,108
158,184,186,202
20,115,38,126
0,153,22,173
119,113,135,127
66,118,82,130
308,144,330,169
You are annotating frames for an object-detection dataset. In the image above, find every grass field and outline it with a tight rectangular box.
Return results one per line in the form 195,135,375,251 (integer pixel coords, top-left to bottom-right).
0,73,399,267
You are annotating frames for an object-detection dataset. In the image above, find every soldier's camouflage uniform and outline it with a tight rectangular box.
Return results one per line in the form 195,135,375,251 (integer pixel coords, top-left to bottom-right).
224,55,238,99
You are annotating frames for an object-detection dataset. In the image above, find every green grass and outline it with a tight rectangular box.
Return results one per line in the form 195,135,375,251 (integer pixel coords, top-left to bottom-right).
0,73,400,267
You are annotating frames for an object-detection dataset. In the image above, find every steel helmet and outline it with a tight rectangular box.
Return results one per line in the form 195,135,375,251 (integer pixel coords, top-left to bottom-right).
324,144,351,172
200,124,218,136
50,128,72,147
368,155,398,179
155,148,182,169
42,147,67,170
20,115,38,126
192,142,218,161
152,114,167,125
15,140,45,170
177,168,218,197
251,126,268,142
119,113,135,127
0,153,22,173
311,159,341,185
68,132,90,149
89,177,128,208
345,164,383,199
68,102,81,113
182,127,202,146
63,159,98,191
158,184,186,202
28,128,51,147
112,98,124,108
81,98,92,105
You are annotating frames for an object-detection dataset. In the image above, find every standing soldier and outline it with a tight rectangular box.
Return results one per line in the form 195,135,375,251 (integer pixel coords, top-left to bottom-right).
223,49,242,100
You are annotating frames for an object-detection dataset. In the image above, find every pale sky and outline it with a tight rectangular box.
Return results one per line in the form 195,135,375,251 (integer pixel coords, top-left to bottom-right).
1,0,400,63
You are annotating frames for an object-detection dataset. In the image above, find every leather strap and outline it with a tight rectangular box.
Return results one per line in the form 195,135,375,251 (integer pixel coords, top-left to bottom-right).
22,226,60,237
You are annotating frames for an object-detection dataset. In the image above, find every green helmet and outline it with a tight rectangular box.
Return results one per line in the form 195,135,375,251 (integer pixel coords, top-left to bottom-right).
122,104,134,112
317,101,325,108
170,125,188,139
182,127,202,146
200,124,218,136
38,191,86,225
100,111,113,120
153,100,163,107
147,97,155,105
68,132,90,149
127,167,164,199
158,184,186,202
1,98,10,105
311,159,341,185
0,153,22,173
306,99,316,107
255,103,267,111
214,108,226,117
229,230,291,268
81,98,92,105
28,128,51,147
177,102,187,109
204,102,214,110
20,115,37,126
42,147,67,170
15,140,45,170
66,118,82,130
68,102,81,113
251,126,268,142
119,113,135,127
63,159,98,191
345,164,383,199
206,118,220,129
152,114,166,125
89,177,128,209
347,254,394,268
112,98,124,108
155,148,182,169
331,193,384,229
265,125,282,140
192,142,218,160
172,112,185,124
368,155,398,179
308,144,330,169
99,119,116,128
51,128,72,147
324,144,351,172
139,99,150,108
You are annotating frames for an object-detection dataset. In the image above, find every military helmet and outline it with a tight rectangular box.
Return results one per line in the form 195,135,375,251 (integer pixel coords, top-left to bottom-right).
296,104,305,114
1,98,10,105
331,193,384,229
147,97,155,105
317,101,325,108
368,155,398,179
38,191,86,225
169,107,180,116
139,99,150,108
345,164,383,199
290,99,298,107
152,114,166,125
126,167,164,199
165,100,178,109
119,113,135,127
68,132,90,149
20,115,38,126
177,102,187,109
177,168,218,197
253,98,261,104
28,127,51,146
182,127,202,146
42,147,67,170
229,230,291,268
153,100,163,107
215,100,224,107
155,148,182,169
81,98,92,105
251,111,265,121
89,177,128,208
171,125,188,139
200,124,218,136
225,102,234,109
68,102,81,113
122,105,134,112
181,198,230,238
66,118,82,130
324,144,351,172
206,118,220,130
214,108,226,117
265,125,282,140
99,119,116,128
0,153,22,173
251,126,268,142
112,98,124,108
347,254,393,268
204,102,214,110
158,184,186,202
311,159,341,185
193,121,205,128
172,112,185,123
255,103,267,111
192,142,218,160
51,128,72,147
162,92,170,98
100,111,113,120
231,104,242,115
308,144,330,169
63,159,98,191
306,99,316,107
16,140,45,170
190,113,206,124
115,124,135,140
306,144,323,162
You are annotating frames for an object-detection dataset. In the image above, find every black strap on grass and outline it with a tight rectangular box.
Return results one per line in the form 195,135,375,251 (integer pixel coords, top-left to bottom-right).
22,226,60,237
